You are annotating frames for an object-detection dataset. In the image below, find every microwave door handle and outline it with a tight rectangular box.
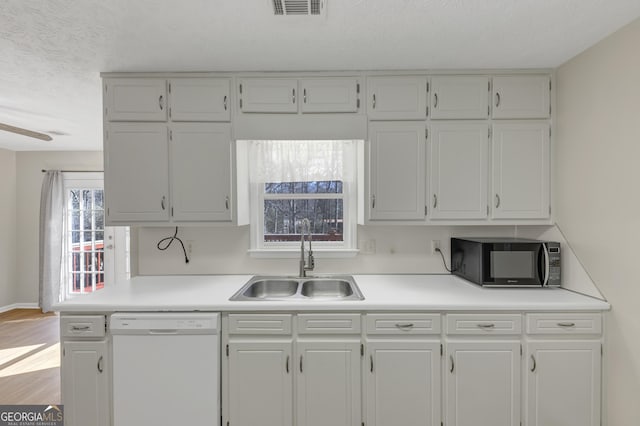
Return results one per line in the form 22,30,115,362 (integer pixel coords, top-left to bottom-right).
542,243,550,287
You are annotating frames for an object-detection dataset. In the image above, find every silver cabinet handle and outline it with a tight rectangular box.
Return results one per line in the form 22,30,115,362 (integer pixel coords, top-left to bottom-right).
161,196,166,210
372,93,376,109
303,88,307,103
477,323,496,329
371,195,376,209
97,355,104,373
225,196,230,210
292,88,296,104
223,95,227,111
434,93,438,108
286,355,290,373
71,325,90,331
395,323,415,330
495,194,501,208
449,355,455,373
530,354,537,372
495,92,501,108
433,194,438,209
557,322,576,328
159,95,164,110
370,355,374,372
299,355,303,373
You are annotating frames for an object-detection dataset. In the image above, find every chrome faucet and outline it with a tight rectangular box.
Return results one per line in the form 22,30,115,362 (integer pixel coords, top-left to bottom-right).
299,218,315,277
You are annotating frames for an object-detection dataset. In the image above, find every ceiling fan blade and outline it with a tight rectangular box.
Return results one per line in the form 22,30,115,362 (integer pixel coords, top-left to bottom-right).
0,122,53,141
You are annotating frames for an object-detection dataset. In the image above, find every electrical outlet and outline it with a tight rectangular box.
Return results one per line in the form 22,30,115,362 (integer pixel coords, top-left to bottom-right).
430,239,441,254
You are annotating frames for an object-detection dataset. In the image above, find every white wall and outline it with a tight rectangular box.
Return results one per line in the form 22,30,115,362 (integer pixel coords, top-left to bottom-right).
15,151,103,305
556,18,640,425
0,148,17,309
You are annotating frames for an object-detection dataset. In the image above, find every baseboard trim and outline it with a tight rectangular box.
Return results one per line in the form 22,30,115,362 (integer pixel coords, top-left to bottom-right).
0,303,40,313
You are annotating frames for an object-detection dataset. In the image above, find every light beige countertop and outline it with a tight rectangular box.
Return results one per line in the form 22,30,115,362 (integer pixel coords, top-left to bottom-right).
53,274,610,313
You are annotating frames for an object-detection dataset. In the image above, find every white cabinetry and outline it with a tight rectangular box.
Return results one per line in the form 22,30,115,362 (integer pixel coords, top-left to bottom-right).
170,123,232,221
238,78,298,113
525,313,602,426
492,121,550,219
104,78,167,122
169,78,231,121
367,76,428,120
104,123,169,223
429,122,489,219
430,76,490,119
60,316,109,426
300,78,360,113
492,75,551,119
368,121,426,221
365,314,442,426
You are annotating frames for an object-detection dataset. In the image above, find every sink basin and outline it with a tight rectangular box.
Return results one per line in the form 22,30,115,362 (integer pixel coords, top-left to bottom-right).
230,276,364,301
301,280,354,298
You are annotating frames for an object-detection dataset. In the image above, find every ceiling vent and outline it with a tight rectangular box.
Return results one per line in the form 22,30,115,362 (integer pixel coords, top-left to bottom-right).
272,0,325,16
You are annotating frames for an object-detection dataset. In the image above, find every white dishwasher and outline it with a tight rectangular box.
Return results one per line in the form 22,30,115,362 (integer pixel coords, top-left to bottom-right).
110,313,219,426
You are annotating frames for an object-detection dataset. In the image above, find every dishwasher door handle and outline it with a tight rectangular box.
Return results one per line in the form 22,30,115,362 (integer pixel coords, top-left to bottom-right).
149,329,179,335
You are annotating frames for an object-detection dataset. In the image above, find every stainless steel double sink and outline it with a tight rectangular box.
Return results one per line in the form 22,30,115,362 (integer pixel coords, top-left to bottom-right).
230,275,364,301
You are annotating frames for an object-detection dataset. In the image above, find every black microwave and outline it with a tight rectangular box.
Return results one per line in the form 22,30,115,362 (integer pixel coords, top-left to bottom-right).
451,237,561,287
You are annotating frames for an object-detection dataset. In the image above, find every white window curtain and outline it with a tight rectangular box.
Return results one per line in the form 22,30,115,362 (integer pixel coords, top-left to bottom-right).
39,171,65,312
249,140,356,184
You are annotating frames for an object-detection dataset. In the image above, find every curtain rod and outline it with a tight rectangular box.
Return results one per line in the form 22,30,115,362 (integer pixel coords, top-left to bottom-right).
41,169,103,173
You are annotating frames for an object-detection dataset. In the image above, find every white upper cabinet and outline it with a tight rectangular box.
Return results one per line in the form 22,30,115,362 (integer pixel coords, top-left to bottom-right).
104,78,167,122
169,78,231,122
170,123,232,222
367,76,428,120
430,122,489,219
492,75,551,119
238,78,299,113
105,123,169,223
368,121,426,221
300,78,360,113
430,76,490,119
492,121,550,219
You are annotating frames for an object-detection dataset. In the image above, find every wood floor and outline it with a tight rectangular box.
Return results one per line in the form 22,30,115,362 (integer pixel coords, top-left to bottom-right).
0,309,60,404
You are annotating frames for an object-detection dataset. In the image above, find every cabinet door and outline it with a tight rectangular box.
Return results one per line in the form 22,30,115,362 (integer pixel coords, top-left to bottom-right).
105,123,169,223
297,341,361,426
62,341,109,426
492,121,550,219
446,341,521,426
169,78,231,121
104,78,167,122
228,341,293,426
430,122,488,219
366,341,441,426
431,76,490,119
300,78,360,113
492,75,551,119
367,76,428,120
238,78,298,113
170,123,232,221
368,121,426,221
525,341,601,426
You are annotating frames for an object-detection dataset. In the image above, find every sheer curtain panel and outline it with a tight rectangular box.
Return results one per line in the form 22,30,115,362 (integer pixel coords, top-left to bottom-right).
39,171,65,312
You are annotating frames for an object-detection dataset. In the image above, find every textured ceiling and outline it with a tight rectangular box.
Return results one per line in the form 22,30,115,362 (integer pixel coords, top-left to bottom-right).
1,0,640,151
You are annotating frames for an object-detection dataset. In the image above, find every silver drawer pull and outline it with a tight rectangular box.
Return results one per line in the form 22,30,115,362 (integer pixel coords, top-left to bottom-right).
530,354,537,372
395,323,415,330
449,355,455,373
97,356,104,373
477,323,496,329
557,322,576,328
71,325,90,331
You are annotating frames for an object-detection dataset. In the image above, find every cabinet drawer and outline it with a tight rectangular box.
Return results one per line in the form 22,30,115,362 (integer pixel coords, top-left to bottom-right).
61,315,106,338
526,313,602,335
297,314,361,334
228,314,292,335
366,313,441,335
446,314,522,335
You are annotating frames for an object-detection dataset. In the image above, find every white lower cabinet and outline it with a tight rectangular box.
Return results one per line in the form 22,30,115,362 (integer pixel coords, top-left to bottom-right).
365,341,441,426
61,341,109,426
296,341,361,426
445,341,521,426
227,341,293,426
